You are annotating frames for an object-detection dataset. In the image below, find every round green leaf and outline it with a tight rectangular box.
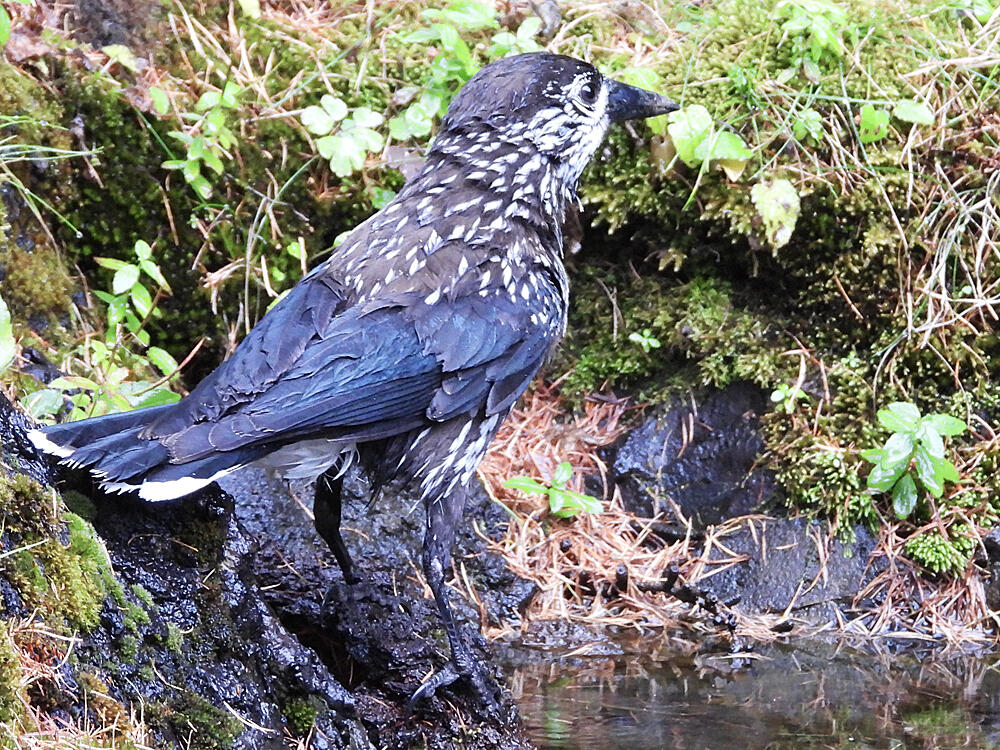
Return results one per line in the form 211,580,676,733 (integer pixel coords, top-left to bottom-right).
893,99,934,125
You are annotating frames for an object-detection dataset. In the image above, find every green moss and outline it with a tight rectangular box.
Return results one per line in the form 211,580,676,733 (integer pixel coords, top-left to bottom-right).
164,622,184,655
130,584,155,609
0,475,117,633
904,527,977,575
0,245,76,337
161,692,243,750
0,622,23,724
283,697,318,735
119,634,140,662
559,270,787,401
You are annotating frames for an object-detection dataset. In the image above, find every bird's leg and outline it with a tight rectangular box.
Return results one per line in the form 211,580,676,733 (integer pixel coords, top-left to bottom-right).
313,470,360,584
408,490,500,712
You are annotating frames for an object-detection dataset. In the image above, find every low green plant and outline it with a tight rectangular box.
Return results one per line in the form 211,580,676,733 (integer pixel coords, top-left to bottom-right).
858,103,890,143
488,16,543,57
792,107,824,142
504,462,602,519
162,82,241,200
628,329,661,353
300,95,385,177
666,105,753,181
773,0,850,82
861,402,966,520
24,240,180,422
770,383,808,414
389,0,544,143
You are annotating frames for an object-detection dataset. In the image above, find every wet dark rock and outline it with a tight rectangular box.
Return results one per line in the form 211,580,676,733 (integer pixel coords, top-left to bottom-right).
979,530,1000,610
606,382,777,531
0,393,534,749
221,467,536,749
692,518,886,620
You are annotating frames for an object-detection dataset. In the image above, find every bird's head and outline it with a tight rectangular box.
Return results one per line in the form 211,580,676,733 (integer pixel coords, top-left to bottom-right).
432,52,678,192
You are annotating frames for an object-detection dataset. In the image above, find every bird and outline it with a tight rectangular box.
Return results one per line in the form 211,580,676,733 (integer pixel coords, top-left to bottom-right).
28,51,678,709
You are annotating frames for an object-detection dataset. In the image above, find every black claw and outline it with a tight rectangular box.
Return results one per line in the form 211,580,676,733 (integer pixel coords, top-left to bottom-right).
407,665,461,709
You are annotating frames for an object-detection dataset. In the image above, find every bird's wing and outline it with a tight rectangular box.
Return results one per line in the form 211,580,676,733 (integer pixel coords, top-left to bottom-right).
143,270,557,464
407,281,562,420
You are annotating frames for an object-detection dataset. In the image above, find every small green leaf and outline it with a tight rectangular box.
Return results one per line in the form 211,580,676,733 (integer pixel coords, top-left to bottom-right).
915,423,945,459
302,105,335,135
504,476,548,494
878,402,921,433
882,431,915,465
666,105,714,168
350,106,384,129
0,294,14,375
858,104,890,143
147,346,179,376
707,131,753,180
133,240,152,260
860,447,886,463
190,175,213,200
549,488,602,518
130,284,154,318
139,259,171,292
553,461,573,488
49,376,99,391
922,414,966,437
891,473,918,519
195,90,221,112
793,108,824,142
893,99,934,125
112,264,141,295
149,86,170,115
0,7,11,48
321,135,368,177
101,44,140,73
351,126,384,153
938,459,960,483
867,460,906,492
133,388,182,409
237,0,261,18
221,82,241,108
547,488,566,515
95,256,127,271
25,389,64,420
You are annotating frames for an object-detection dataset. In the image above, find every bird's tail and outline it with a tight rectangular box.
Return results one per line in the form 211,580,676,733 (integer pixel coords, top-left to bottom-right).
28,405,248,501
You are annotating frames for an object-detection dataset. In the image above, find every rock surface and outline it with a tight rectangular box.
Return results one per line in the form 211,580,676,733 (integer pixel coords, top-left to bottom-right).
607,382,776,531
0,393,533,749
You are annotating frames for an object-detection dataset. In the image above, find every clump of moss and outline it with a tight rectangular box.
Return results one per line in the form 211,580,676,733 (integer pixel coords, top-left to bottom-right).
283,696,318,735
559,269,789,401
0,245,76,338
0,622,24,724
0,474,116,632
160,692,243,750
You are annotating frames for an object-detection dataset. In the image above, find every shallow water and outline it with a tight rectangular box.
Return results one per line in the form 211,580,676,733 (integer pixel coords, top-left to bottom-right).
506,639,1000,749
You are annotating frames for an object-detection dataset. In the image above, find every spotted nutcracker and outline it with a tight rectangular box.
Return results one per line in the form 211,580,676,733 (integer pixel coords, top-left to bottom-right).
30,52,678,707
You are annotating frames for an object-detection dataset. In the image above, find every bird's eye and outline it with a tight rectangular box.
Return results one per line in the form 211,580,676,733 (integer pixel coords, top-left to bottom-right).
578,81,598,105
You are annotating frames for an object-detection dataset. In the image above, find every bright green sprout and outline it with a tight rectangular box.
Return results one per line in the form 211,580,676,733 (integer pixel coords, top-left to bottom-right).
504,462,603,519
861,402,967,520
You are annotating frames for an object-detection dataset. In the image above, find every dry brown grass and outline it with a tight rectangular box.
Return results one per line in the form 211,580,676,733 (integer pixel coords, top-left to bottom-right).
476,384,999,646
0,618,155,749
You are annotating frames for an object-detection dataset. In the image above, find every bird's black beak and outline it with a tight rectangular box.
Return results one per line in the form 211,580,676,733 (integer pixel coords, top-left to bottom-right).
605,79,679,123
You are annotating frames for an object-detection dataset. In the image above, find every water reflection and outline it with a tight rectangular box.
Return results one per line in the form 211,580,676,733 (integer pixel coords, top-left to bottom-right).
506,639,1000,749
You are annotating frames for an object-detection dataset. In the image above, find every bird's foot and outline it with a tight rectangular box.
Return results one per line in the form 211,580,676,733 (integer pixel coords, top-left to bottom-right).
407,658,501,716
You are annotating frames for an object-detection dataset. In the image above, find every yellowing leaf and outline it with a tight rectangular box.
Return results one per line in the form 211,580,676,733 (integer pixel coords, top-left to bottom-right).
750,178,800,250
